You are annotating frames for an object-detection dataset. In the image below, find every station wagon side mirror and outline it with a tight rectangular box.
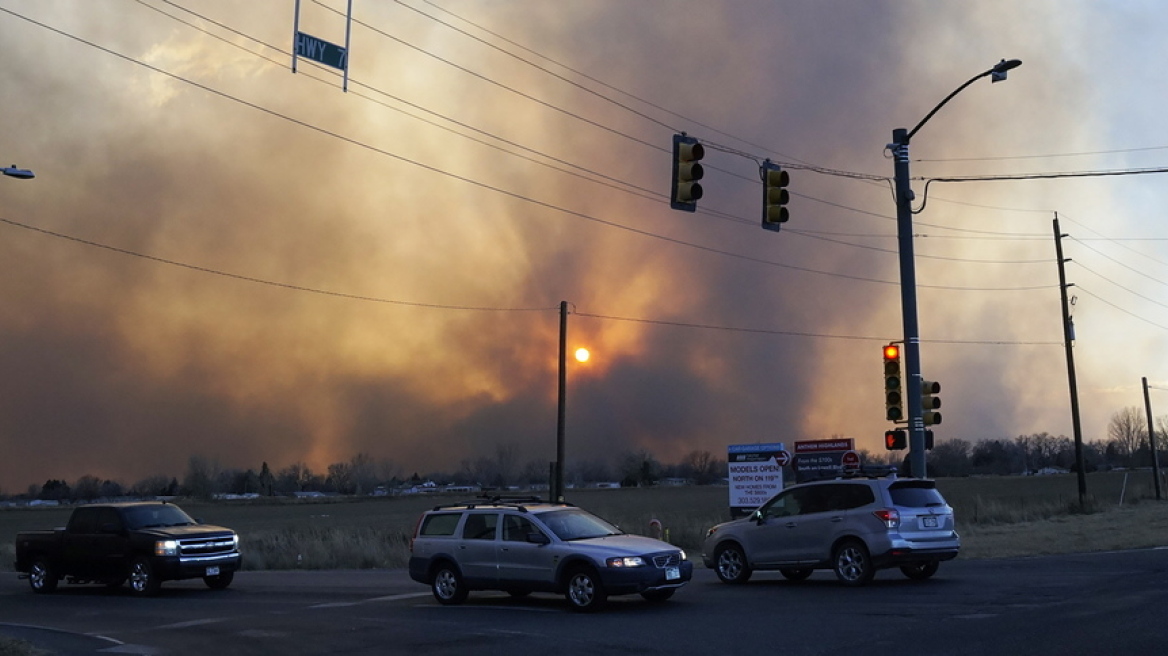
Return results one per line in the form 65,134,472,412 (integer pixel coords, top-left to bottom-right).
527,532,550,545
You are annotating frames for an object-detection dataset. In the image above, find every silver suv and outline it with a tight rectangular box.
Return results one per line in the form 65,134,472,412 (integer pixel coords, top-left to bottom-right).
409,496,693,612
702,471,959,586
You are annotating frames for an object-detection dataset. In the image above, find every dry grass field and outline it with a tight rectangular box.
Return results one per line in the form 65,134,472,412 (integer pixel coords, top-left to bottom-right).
1,470,1165,571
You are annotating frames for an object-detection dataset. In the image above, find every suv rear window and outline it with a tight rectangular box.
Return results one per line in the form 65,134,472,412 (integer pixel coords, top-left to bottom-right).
888,482,947,508
419,513,461,536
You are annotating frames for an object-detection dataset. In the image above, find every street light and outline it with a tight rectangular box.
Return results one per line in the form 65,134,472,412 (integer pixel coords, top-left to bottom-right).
889,59,1021,478
2,165,34,180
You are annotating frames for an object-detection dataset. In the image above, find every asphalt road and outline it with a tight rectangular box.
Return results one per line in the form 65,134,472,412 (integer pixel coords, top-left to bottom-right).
2,548,1167,655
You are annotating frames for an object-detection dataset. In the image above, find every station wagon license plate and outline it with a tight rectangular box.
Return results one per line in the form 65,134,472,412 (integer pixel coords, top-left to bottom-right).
665,566,680,580
921,516,939,528
206,566,220,576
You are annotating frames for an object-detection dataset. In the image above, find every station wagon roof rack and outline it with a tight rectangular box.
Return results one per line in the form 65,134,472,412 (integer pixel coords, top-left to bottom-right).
431,494,576,512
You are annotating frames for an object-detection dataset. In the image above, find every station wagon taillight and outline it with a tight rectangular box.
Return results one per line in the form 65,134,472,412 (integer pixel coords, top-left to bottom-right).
873,509,899,529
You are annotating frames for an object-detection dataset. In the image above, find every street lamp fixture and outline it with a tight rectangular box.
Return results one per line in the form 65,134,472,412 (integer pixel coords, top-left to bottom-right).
2,165,34,180
889,59,1021,478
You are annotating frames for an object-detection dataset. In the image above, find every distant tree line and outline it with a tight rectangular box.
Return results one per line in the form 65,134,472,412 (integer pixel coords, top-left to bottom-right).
4,407,1164,502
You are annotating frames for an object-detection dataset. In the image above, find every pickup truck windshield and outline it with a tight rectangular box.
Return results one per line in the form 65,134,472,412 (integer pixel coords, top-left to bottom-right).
122,505,198,530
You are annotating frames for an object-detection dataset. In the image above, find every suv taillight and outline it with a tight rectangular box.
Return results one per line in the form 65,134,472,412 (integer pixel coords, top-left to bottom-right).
873,509,899,529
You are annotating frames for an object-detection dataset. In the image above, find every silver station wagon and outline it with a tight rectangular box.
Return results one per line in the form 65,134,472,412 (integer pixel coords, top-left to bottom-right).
409,496,693,612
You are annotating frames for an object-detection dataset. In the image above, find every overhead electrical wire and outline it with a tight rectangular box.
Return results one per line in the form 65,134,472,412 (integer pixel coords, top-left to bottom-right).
14,3,1056,289
4,3,1147,344
151,0,1057,254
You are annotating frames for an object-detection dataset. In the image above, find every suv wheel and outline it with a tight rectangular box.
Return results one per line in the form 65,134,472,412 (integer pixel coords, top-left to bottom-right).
714,544,752,584
431,563,468,605
565,567,607,612
832,540,874,586
901,561,939,580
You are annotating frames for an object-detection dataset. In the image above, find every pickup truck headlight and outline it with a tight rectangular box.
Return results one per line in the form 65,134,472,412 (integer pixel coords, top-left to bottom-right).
232,534,240,550
154,540,179,557
606,556,646,568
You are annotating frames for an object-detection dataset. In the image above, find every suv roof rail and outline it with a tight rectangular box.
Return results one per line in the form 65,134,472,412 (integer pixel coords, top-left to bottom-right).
801,465,900,483
431,494,575,512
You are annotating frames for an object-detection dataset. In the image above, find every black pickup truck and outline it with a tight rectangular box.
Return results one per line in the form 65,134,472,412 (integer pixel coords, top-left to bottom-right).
14,501,241,596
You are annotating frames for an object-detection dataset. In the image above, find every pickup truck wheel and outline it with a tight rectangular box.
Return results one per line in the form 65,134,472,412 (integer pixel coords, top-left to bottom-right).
28,558,58,594
204,571,234,590
128,557,161,597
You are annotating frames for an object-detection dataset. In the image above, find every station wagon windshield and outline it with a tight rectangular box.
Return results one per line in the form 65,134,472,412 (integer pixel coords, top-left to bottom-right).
539,509,622,541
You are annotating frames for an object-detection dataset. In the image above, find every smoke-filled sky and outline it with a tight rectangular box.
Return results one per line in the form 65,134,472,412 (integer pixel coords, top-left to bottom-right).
0,0,1166,493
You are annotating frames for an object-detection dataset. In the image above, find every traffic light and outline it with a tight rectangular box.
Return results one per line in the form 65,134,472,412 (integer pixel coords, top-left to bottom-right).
924,430,935,450
883,343,903,422
761,160,790,232
670,133,704,212
885,429,906,450
921,380,942,426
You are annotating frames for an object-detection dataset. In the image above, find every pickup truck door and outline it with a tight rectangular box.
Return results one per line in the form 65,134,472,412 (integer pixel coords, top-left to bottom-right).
61,507,128,580
91,508,130,580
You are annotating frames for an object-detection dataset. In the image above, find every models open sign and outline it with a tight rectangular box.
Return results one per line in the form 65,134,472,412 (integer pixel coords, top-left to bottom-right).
727,443,788,517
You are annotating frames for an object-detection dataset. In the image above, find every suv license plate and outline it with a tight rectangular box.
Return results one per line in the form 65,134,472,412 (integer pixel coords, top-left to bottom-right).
922,516,939,528
206,566,220,576
665,566,680,581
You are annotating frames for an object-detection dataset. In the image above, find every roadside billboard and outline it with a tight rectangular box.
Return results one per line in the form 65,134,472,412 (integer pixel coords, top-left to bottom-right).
727,443,789,517
793,438,860,483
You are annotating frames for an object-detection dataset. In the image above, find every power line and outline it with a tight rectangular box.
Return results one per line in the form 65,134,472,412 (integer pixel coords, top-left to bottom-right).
0,214,1061,347
155,0,1063,249
0,217,554,313
6,5,1058,292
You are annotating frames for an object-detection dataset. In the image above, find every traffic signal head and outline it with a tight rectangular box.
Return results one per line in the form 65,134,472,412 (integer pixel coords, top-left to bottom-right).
921,380,942,426
924,429,935,450
671,134,704,212
884,429,906,450
883,343,903,422
761,160,790,232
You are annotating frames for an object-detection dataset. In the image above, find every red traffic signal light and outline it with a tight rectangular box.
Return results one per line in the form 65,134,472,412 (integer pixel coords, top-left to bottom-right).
883,343,903,422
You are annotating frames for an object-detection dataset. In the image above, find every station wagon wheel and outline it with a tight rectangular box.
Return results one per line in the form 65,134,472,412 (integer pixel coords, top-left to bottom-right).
901,561,939,581
431,563,468,605
832,540,874,587
780,568,813,582
128,556,161,597
714,544,752,584
565,567,607,612
28,557,58,594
